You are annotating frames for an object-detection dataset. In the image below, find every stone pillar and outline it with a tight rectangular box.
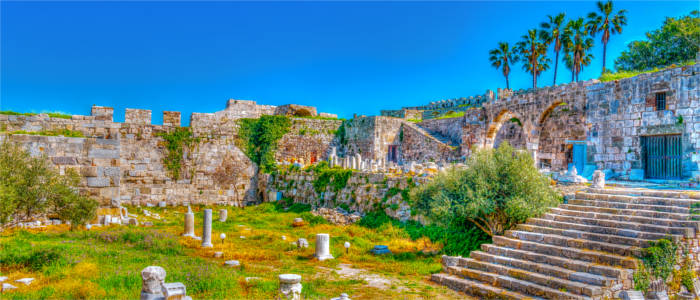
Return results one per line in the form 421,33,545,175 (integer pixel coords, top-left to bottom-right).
219,209,228,222
140,266,166,300
592,170,605,189
315,233,334,261
279,274,302,300
350,156,356,170
201,209,213,248
183,206,195,237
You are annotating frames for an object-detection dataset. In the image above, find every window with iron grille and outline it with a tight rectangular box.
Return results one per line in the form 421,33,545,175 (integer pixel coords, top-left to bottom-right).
656,92,666,111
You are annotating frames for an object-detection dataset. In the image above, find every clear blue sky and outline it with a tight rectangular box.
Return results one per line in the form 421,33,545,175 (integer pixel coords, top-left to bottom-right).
1,1,696,124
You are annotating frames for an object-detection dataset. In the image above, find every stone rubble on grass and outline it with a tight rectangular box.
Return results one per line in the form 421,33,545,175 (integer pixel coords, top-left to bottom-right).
312,207,362,225
292,217,305,227
278,274,302,300
213,252,223,258
14,278,34,286
331,293,351,300
224,260,240,267
140,266,191,300
219,209,228,222
620,290,644,300
0,276,6,282
2,283,17,292
296,238,309,249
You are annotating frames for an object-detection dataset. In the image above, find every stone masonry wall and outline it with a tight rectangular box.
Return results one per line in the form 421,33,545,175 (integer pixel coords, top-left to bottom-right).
276,118,342,164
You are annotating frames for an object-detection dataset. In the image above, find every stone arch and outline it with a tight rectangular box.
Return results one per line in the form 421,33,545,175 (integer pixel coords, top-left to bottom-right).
485,109,529,149
534,99,586,171
293,108,313,117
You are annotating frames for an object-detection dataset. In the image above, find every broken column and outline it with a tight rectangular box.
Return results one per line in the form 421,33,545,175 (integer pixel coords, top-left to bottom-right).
202,209,213,248
140,266,166,300
592,170,605,189
183,206,195,237
219,209,228,222
315,233,334,261
279,274,302,300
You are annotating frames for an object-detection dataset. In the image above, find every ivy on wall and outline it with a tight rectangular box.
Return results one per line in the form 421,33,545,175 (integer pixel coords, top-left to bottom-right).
236,115,292,173
310,162,352,195
156,127,199,180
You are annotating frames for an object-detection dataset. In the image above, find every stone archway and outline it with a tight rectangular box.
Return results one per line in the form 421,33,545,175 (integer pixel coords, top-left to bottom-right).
485,109,529,149
534,100,586,171
293,109,313,117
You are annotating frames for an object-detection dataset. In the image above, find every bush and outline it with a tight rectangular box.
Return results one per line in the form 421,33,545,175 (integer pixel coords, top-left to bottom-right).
411,142,561,236
236,115,291,173
0,141,98,229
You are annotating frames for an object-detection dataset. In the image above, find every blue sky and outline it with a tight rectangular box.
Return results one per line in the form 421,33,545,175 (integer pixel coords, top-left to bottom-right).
1,1,696,124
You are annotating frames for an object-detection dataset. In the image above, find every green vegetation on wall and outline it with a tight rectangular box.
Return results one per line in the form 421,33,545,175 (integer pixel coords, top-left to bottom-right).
633,239,679,291
3,129,84,138
236,115,292,173
156,127,199,180
335,121,347,146
310,162,352,195
0,111,72,119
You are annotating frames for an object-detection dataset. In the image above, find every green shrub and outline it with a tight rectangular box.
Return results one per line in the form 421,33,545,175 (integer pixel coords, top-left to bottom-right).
312,165,352,195
633,263,651,291
642,239,678,280
411,142,561,236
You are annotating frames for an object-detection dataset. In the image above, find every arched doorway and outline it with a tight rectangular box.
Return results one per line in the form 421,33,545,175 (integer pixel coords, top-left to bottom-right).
535,101,587,172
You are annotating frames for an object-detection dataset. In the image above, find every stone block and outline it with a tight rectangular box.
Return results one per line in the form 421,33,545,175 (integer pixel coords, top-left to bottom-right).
88,149,119,159
87,177,110,187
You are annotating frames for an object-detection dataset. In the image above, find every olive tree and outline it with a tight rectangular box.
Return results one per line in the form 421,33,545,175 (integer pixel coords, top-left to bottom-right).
411,142,561,236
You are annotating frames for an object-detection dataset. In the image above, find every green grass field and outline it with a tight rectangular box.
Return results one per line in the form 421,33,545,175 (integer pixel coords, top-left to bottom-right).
0,203,461,299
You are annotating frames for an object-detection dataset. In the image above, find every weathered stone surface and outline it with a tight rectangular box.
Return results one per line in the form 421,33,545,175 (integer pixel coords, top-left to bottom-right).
141,266,166,295
201,209,213,248
315,233,334,261
278,274,302,300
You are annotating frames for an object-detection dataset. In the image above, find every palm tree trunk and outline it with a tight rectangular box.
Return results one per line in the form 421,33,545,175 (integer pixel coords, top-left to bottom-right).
571,69,575,82
506,74,510,90
532,72,536,88
553,50,559,85
602,41,607,73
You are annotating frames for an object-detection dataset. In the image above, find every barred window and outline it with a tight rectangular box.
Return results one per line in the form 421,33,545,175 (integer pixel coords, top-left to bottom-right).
656,92,666,111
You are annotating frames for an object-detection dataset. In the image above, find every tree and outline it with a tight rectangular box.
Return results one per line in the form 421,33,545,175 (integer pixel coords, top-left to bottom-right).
0,140,98,230
540,13,567,85
489,42,518,89
615,11,699,71
587,0,627,73
411,142,561,237
563,18,595,82
516,29,551,88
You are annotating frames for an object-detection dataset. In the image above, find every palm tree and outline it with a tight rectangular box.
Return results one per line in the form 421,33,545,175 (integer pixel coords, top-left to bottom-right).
516,29,550,88
540,13,566,85
563,18,595,82
489,42,518,89
587,0,627,73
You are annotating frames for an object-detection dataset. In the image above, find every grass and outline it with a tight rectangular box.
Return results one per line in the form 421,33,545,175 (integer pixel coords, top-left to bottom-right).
435,111,464,120
0,203,460,299
0,111,72,119
599,61,696,82
406,119,422,123
296,115,345,121
3,129,85,138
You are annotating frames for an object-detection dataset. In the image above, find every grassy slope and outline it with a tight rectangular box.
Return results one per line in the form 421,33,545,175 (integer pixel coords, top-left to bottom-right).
0,204,460,299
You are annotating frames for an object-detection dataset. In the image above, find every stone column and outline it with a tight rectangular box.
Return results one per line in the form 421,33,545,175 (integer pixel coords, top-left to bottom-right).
314,233,334,261
201,209,213,248
183,206,195,237
219,209,228,222
279,274,302,300
140,266,166,300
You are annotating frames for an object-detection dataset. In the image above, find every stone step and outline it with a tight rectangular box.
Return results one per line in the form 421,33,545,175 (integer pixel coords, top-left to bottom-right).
568,199,691,214
586,188,700,200
445,266,589,299
527,218,683,242
550,207,700,231
543,213,694,238
516,223,654,247
455,258,604,297
482,244,629,280
559,203,699,221
576,192,700,208
492,236,638,269
504,230,641,257
431,273,542,300
469,251,616,287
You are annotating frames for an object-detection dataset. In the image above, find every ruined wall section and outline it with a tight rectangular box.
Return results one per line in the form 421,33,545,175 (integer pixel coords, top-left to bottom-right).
276,118,342,164
401,122,460,162
343,117,378,159
586,64,700,178
417,117,464,146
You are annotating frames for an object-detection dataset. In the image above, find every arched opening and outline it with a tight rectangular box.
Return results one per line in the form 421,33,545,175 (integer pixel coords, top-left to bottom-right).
485,109,527,150
536,100,586,172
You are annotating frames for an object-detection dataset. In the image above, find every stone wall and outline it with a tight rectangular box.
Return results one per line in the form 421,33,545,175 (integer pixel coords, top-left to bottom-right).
276,118,342,164
417,117,464,146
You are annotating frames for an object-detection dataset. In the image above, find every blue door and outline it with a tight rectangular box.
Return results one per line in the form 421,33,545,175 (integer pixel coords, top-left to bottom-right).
572,144,586,174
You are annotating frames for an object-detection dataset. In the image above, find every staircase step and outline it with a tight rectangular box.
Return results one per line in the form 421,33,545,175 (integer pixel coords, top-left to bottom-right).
527,218,683,242
446,265,589,299
576,192,700,208
482,244,629,280
550,207,700,231
492,236,638,269
431,273,542,300
543,213,694,238
505,230,641,257
568,199,691,214
457,258,604,297
560,204,699,221
586,188,700,200
469,251,616,287
516,223,653,247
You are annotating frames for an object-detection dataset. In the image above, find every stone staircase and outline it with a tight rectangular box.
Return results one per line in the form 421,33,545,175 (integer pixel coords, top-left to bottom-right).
431,187,700,299
402,121,460,148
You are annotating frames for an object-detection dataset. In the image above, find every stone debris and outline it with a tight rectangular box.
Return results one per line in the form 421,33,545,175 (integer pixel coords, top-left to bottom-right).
140,266,191,300
218,209,227,222
620,290,644,300
0,276,6,282
592,170,605,189
330,293,351,300
278,274,302,300
296,238,309,249
224,260,240,267
213,252,223,258
2,283,17,292
292,217,305,227
312,208,362,225
14,278,34,286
